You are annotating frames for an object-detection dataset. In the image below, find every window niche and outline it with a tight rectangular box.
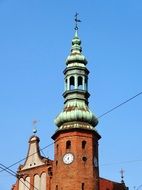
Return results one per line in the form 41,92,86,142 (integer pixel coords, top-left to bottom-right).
82,183,85,190
48,167,52,176
69,76,75,90
82,140,86,149
78,76,83,90
66,140,71,150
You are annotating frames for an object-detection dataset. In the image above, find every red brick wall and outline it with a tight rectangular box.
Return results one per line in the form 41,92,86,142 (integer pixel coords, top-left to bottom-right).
12,164,52,190
99,178,126,190
52,129,100,190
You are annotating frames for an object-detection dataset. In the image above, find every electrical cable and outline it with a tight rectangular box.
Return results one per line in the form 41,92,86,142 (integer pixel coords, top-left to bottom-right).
136,184,142,190
0,91,141,174
100,159,142,167
97,92,142,118
0,142,54,173
0,165,15,177
0,164,31,190
0,163,39,190
40,149,47,158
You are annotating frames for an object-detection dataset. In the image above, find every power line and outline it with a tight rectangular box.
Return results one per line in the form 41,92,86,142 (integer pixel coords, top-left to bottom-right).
0,164,31,190
0,163,39,190
98,92,142,119
0,142,54,173
0,91,141,175
0,166,30,190
40,149,47,158
136,184,142,190
0,164,15,177
100,159,142,167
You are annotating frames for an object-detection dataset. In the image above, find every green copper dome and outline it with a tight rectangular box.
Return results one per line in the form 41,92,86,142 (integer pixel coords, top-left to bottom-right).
66,31,87,65
54,100,98,128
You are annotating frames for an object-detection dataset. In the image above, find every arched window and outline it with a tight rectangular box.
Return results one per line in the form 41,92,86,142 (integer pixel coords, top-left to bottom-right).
82,141,86,149
40,173,46,190
66,140,71,149
19,178,27,190
82,183,85,190
69,76,75,90
34,174,40,190
78,76,83,89
48,167,52,176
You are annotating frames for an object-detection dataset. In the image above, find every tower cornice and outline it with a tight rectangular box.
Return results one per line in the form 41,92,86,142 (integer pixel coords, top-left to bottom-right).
51,127,101,141
63,89,90,104
63,66,89,75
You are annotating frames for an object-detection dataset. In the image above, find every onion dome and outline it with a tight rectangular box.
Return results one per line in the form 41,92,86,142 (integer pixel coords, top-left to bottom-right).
55,100,98,129
66,31,87,65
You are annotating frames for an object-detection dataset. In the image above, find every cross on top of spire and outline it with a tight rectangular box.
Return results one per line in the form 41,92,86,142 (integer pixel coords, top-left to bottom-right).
74,13,81,31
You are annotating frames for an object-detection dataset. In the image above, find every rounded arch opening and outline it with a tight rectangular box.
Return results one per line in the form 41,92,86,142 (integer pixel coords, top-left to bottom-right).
82,140,86,149
69,76,75,90
66,140,71,149
78,76,83,90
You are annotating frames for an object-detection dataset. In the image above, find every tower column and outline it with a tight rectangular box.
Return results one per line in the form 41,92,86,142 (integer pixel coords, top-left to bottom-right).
65,76,70,91
64,79,67,91
74,75,78,89
83,76,85,90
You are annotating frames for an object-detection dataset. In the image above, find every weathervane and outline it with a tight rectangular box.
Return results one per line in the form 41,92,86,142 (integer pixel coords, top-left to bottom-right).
32,120,39,135
74,13,81,31
120,168,125,183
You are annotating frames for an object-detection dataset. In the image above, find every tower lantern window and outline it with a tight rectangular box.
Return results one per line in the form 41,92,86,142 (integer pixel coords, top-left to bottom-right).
69,76,75,90
78,76,83,89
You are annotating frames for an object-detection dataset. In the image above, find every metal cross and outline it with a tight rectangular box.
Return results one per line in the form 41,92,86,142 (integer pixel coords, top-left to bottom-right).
74,13,81,30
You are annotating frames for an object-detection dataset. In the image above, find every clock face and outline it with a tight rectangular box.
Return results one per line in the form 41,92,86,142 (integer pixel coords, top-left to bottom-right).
63,153,74,164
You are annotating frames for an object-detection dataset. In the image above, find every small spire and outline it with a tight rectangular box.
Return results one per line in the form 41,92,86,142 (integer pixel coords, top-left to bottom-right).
74,13,81,31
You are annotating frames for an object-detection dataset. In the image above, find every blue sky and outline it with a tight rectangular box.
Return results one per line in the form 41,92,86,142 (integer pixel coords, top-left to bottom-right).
0,0,142,189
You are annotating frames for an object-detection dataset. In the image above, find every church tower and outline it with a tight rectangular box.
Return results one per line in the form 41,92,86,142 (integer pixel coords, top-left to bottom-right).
11,18,128,190
52,25,101,190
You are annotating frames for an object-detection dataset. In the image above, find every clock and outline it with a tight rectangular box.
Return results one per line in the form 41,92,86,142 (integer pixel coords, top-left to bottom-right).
63,153,74,164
